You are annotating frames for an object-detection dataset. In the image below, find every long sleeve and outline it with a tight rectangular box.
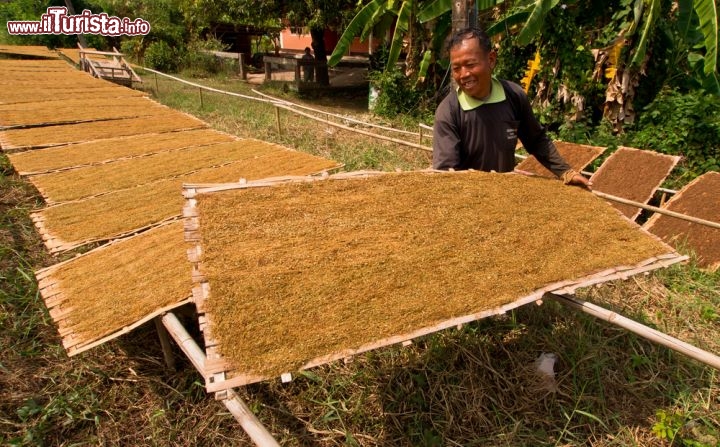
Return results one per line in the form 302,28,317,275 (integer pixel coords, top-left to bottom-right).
432,96,462,170
509,82,571,177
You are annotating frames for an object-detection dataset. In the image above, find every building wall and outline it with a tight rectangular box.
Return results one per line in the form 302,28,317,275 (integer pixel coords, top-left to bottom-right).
279,27,378,55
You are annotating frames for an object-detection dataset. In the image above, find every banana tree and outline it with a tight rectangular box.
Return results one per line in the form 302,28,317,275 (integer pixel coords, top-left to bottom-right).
328,0,504,82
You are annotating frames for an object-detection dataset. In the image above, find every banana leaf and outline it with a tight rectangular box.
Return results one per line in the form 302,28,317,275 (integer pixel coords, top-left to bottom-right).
486,10,530,37
515,0,559,46
387,0,414,69
630,0,659,67
418,0,450,22
328,0,385,66
693,0,719,74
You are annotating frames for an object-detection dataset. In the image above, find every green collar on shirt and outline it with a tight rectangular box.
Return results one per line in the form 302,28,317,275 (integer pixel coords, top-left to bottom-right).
457,77,506,111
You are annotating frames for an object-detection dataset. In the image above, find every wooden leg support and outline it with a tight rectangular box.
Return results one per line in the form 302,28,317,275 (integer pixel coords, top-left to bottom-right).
154,316,176,371
160,312,280,446
549,293,720,370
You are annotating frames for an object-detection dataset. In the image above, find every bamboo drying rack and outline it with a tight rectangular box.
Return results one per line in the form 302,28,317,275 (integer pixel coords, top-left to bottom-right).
183,170,690,393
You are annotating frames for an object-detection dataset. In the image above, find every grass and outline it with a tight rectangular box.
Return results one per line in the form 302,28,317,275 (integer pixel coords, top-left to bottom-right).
0,69,718,446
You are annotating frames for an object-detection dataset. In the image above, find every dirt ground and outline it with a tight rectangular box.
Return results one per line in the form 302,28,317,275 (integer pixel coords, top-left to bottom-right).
246,66,368,87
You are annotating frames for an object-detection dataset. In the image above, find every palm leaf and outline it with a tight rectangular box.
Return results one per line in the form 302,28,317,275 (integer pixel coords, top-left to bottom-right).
630,0,660,67
328,0,385,66
693,0,719,74
516,0,559,46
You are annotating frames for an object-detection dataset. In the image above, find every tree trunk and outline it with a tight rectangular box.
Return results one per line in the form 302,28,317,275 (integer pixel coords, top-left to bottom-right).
64,0,88,48
310,27,330,86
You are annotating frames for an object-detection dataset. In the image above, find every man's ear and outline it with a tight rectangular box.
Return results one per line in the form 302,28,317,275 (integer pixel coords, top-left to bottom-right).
489,50,498,70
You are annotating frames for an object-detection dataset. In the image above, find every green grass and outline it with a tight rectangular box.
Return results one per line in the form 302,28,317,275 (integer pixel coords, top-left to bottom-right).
0,71,718,446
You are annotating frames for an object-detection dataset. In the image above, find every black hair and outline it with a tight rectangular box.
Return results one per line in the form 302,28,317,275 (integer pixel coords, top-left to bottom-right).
446,27,492,54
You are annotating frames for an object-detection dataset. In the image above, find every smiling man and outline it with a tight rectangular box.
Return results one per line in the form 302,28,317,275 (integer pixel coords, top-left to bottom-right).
433,27,590,188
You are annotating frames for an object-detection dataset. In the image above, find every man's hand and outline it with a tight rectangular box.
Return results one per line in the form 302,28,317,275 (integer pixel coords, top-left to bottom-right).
561,169,593,189
568,173,592,189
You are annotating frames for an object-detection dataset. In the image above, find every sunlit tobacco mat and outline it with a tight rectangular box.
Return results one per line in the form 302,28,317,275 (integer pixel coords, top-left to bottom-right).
36,222,191,353
8,129,234,175
192,171,679,379
33,149,340,252
591,146,679,220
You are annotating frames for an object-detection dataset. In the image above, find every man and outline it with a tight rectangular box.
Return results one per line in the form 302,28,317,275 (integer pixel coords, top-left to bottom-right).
301,47,315,83
433,28,591,188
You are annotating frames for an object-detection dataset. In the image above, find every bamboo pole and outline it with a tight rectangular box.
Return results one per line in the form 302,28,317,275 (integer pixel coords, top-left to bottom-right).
154,316,176,371
275,106,281,134
549,293,720,371
592,190,720,230
274,103,432,152
224,389,281,447
161,312,205,375
160,312,280,446
252,89,421,137
199,87,204,109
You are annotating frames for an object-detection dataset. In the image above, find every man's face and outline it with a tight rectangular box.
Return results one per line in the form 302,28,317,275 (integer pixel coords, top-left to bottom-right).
449,37,496,100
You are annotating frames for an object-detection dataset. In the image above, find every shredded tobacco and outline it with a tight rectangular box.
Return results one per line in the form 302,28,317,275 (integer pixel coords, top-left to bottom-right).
515,141,605,178
36,148,339,249
645,171,720,270
50,222,190,344
8,129,234,174
591,147,678,219
195,171,673,378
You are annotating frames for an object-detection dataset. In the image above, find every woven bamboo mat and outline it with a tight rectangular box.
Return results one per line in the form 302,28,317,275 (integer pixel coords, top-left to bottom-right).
29,140,285,203
515,141,605,178
31,149,341,253
0,112,207,151
591,147,680,220
0,98,169,129
0,86,147,105
8,129,235,175
0,45,60,58
0,59,71,70
183,170,686,391
0,69,100,84
644,171,720,270
35,221,192,356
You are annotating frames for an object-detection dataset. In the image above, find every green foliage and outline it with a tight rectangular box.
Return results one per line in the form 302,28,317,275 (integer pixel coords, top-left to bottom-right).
181,38,229,76
627,88,720,178
143,40,180,71
368,68,428,118
653,409,685,443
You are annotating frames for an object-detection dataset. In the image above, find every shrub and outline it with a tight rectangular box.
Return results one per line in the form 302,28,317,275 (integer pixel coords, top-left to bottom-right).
369,68,428,118
144,40,179,72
